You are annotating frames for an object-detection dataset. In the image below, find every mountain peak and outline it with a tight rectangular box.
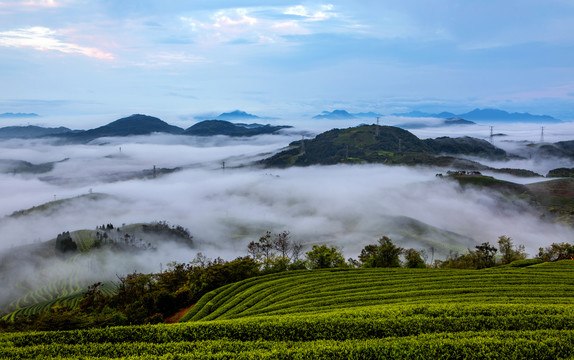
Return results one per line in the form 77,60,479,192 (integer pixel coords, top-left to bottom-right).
312,110,355,119
183,119,290,136
216,110,260,120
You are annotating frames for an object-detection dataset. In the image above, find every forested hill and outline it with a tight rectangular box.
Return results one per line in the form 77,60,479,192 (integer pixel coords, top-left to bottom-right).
262,124,507,167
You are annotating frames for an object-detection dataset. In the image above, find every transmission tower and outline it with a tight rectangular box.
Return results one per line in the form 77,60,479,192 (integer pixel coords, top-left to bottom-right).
300,135,306,155
489,126,494,143
375,117,380,137
540,126,544,143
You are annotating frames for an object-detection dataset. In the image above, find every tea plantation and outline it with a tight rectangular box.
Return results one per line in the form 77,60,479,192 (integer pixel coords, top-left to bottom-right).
2,260,574,359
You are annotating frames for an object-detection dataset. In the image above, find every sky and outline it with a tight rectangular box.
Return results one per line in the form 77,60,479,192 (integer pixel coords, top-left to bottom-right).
1,0,574,127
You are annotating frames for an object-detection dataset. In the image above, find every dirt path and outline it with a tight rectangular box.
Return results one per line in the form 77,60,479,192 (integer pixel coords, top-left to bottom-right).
165,304,194,324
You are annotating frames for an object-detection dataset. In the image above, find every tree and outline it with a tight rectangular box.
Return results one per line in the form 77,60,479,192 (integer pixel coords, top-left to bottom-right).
360,236,403,268
247,232,273,261
248,231,304,272
404,248,426,268
471,242,497,269
272,231,291,258
305,245,346,269
55,231,77,253
497,236,526,265
537,242,574,262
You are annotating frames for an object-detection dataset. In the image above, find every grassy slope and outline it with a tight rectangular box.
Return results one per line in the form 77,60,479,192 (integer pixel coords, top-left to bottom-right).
181,260,574,322
526,178,574,225
2,262,574,358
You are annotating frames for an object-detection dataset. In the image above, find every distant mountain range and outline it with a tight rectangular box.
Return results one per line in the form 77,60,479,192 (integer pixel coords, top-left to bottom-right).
393,108,560,123
0,125,73,139
194,110,278,121
312,110,383,120
313,108,559,123
216,110,260,121
398,117,476,129
0,112,39,118
0,114,291,142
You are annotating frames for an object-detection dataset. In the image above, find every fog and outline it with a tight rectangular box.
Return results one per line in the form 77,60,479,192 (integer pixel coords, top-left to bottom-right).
0,119,573,310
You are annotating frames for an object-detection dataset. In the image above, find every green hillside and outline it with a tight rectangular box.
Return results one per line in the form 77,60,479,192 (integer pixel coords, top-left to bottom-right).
262,125,508,168
0,221,194,318
2,261,574,359
526,178,574,225
181,260,574,322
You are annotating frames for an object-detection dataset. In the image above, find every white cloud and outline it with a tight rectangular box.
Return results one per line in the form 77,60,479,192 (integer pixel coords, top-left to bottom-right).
180,4,341,46
0,26,114,59
0,0,59,8
284,4,336,21
213,8,258,28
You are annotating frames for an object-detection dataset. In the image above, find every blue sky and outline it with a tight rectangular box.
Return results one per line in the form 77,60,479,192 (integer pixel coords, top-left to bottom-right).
1,0,574,125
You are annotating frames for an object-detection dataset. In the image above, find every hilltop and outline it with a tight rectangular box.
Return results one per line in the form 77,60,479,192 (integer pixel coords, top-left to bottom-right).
261,124,509,167
183,120,291,136
0,158,68,175
60,114,184,143
215,110,260,120
312,109,356,119
0,125,72,139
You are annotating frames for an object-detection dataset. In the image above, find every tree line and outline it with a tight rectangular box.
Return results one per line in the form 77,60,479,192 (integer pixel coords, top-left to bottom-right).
2,231,573,332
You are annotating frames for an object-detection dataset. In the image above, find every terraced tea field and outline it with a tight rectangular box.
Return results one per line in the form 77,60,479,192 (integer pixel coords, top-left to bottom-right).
1,260,574,359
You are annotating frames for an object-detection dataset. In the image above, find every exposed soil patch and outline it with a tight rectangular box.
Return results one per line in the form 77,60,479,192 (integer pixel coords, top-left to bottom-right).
165,304,194,324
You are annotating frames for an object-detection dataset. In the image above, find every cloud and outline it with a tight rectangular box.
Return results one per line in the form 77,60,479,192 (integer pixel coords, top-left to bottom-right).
0,26,114,60
284,4,336,21
179,4,343,46
0,0,72,10
1,126,573,309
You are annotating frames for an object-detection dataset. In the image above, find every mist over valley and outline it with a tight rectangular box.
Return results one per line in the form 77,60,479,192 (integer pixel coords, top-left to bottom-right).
1,113,574,315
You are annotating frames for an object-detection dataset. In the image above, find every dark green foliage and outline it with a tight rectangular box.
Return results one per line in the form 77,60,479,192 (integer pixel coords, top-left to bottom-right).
261,125,512,168
101,256,260,325
0,159,57,174
183,120,291,136
141,221,193,245
305,245,346,269
61,114,184,143
187,256,260,299
473,242,498,269
54,232,77,253
493,168,542,177
404,248,426,268
440,242,498,269
508,259,544,267
360,236,403,268
498,236,526,265
247,231,303,273
425,136,507,159
537,242,574,262
547,167,574,178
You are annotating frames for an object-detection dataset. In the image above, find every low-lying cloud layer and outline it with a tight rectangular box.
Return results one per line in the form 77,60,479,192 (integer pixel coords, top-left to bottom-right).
1,121,574,311
1,122,572,264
